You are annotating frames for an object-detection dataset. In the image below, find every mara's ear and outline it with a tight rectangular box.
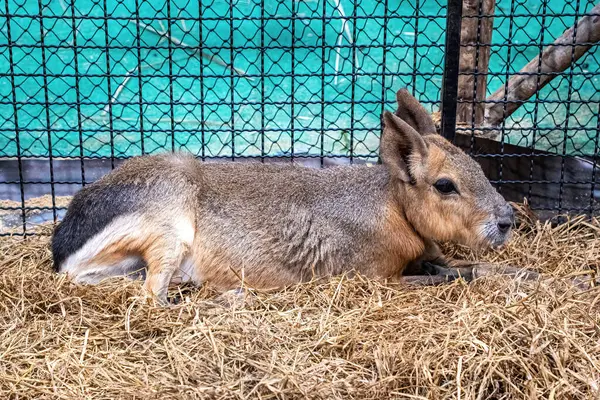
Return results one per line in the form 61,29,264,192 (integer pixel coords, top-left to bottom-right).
380,111,428,183
394,88,437,135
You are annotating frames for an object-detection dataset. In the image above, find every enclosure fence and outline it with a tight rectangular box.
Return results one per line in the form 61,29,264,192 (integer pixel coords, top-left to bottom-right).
1,0,599,234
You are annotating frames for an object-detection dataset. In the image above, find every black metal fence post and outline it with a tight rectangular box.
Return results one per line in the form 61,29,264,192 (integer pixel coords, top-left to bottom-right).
440,0,463,142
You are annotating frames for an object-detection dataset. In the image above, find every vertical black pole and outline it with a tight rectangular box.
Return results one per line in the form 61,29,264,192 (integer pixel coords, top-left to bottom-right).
440,0,463,141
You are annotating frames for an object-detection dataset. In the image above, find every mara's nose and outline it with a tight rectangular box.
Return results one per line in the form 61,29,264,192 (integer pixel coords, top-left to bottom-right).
496,205,514,234
497,219,511,234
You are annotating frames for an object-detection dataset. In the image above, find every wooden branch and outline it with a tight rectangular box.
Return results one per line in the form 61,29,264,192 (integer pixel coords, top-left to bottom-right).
457,0,496,126
485,2,600,127
130,20,251,78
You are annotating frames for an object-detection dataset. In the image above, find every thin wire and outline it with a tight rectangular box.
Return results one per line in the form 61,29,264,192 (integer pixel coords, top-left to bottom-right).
167,0,175,152
134,0,145,155
380,0,389,145
498,0,518,195
469,0,484,155
229,0,235,160
558,0,581,213
320,0,326,167
103,0,115,168
412,0,420,95
260,0,265,162
350,0,357,163
69,0,85,187
37,0,57,223
290,0,296,161
528,0,548,200
199,0,205,160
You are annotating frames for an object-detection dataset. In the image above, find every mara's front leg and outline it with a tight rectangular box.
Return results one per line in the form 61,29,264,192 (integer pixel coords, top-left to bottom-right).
142,236,190,305
402,239,540,284
403,238,449,276
398,239,464,285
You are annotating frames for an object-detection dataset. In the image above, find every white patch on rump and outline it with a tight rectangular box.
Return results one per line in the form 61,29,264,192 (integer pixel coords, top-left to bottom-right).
59,213,197,285
60,213,143,277
175,218,195,245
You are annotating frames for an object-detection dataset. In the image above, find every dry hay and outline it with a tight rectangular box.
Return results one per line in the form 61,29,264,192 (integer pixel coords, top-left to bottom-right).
1,206,599,399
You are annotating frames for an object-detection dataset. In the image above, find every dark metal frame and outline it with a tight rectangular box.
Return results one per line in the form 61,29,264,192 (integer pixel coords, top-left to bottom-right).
440,0,462,142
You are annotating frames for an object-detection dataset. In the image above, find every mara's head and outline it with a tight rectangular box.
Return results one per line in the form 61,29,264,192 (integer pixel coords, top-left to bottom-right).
381,88,514,249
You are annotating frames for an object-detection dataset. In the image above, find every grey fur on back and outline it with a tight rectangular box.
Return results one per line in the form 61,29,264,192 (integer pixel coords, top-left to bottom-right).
194,161,394,279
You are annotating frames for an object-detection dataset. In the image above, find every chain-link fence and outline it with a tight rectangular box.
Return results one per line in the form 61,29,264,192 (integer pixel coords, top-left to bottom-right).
1,0,599,234
447,0,600,219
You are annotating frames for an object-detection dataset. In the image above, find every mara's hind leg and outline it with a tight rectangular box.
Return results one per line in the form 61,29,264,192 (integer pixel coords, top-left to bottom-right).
142,236,190,305
58,213,195,304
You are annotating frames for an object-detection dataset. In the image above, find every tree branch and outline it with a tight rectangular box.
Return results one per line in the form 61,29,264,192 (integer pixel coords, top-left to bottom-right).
485,2,600,127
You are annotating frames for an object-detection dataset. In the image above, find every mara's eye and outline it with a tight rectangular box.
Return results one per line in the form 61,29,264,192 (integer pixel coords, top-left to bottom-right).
434,178,458,195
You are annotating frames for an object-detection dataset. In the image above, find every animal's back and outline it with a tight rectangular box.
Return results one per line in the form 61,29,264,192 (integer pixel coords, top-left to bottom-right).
188,162,401,286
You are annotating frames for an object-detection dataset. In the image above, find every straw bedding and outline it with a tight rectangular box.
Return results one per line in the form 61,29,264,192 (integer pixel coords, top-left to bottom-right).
1,204,599,399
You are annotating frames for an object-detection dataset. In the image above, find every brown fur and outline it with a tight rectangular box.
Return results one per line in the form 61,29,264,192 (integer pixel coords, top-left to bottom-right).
52,88,514,303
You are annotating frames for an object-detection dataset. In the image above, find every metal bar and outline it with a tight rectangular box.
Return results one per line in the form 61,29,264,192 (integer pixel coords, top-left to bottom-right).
440,0,463,141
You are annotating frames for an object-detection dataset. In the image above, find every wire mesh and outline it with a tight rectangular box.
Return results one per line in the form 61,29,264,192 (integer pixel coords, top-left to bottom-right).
456,0,599,217
0,0,599,235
